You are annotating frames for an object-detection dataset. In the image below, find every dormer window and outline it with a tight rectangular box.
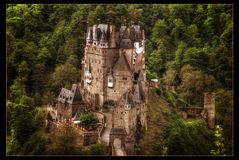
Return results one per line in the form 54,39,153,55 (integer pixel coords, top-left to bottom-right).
85,71,92,84
125,103,131,110
108,76,114,88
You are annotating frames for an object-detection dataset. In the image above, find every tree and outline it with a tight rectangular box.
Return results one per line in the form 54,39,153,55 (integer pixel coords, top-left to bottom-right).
162,118,214,155
89,143,107,155
162,68,176,86
7,102,35,155
46,124,79,155
47,62,80,94
210,125,226,155
178,65,205,105
78,113,99,130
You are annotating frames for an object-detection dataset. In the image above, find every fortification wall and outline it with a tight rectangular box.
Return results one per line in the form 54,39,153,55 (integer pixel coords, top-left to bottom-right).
204,92,215,129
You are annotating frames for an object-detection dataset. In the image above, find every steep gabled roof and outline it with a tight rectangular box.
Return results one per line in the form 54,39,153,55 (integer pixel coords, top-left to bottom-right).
86,27,93,40
113,53,132,75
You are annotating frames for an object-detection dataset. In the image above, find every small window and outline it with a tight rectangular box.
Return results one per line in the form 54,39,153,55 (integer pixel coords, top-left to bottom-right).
103,44,105,46
122,77,127,80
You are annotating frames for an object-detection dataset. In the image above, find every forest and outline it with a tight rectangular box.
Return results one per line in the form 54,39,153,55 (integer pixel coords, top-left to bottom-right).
6,4,232,155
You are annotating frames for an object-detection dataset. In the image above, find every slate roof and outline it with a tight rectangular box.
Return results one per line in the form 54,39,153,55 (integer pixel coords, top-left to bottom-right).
113,53,132,74
110,128,127,135
133,25,142,42
86,27,93,40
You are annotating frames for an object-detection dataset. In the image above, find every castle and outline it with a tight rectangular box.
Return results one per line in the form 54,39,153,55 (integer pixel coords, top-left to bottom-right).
46,23,216,156
53,23,149,155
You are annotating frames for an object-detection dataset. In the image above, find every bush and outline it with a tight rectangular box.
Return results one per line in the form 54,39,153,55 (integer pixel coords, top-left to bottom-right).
89,143,107,155
155,88,161,95
163,90,177,107
78,113,99,130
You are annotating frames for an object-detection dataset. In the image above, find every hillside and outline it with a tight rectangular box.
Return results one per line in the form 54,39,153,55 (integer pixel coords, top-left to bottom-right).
6,4,232,155
138,88,172,155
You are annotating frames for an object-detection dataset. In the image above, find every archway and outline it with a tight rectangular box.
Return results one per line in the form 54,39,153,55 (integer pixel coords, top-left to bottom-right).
113,138,122,149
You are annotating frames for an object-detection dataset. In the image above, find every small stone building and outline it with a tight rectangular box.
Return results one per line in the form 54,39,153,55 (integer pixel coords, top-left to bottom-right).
55,84,85,122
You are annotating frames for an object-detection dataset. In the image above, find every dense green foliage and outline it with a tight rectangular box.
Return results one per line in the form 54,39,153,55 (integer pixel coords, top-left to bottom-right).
78,113,99,130
153,116,214,155
7,4,232,155
210,125,226,155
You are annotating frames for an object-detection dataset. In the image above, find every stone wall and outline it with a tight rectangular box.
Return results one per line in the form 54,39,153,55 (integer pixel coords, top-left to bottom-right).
178,107,204,118
107,72,133,102
83,132,99,146
83,47,119,107
204,92,215,129
112,102,148,135
55,102,86,121
139,103,148,130
109,128,127,149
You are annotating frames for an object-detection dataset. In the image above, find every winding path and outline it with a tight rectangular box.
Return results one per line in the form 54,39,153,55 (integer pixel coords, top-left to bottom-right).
100,112,112,145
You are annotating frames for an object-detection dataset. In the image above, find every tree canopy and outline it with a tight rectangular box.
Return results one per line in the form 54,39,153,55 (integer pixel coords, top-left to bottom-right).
7,4,232,155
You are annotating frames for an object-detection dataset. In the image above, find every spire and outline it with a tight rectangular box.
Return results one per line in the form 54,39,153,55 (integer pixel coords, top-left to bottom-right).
100,30,107,42
86,27,93,40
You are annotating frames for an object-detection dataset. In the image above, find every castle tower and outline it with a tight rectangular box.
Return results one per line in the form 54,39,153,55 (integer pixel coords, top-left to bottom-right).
86,27,93,46
99,30,108,48
92,24,99,46
82,23,147,109
204,92,215,129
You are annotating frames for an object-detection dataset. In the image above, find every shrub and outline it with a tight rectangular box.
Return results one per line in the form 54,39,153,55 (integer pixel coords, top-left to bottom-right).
78,113,99,130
